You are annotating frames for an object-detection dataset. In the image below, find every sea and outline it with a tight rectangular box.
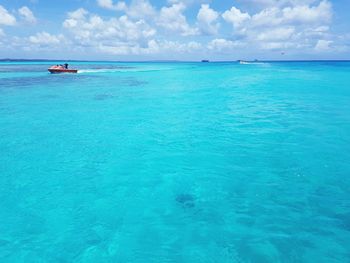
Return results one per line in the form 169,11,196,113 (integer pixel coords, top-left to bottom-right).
0,61,349,262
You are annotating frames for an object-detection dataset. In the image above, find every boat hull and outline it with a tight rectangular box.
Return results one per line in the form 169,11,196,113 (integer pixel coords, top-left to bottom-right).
48,69,78,74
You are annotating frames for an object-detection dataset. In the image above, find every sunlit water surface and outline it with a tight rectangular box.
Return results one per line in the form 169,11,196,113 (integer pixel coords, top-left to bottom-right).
0,61,349,262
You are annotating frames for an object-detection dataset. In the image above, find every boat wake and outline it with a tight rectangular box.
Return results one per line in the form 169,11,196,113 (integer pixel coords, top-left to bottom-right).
78,68,131,74
78,67,173,74
239,61,268,65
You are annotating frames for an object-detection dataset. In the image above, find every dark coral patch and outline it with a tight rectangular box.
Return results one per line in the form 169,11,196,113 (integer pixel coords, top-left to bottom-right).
94,94,114,101
176,194,195,208
123,78,148,87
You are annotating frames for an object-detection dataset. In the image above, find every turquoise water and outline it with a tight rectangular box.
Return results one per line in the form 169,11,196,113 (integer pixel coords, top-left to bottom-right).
0,61,350,262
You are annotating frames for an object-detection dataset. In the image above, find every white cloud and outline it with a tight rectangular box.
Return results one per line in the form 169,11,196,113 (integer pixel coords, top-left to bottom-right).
256,27,295,41
97,0,155,19
147,40,202,54
251,7,282,27
18,6,37,24
222,6,250,29
67,8,89,20
1,0,341,58
126,0,156,19
63,18,78,28
97,0,126,11
249,0,332,27
260,41,296,50
223,0,333,29
222,0,333,52
208,38,242,52
197,4,220,35
29,32,65,45
0,5,16,26
282,0,332,24
63,8,156,52
98,39,201,55
315,39,332,51
157,2,198,36
62,7,202,56
239,0,318,8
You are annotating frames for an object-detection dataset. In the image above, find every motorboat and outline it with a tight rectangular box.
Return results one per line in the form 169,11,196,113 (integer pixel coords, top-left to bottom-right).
48,64,78,74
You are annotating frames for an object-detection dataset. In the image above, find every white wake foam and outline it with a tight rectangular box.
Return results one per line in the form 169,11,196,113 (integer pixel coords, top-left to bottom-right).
78,67,173,74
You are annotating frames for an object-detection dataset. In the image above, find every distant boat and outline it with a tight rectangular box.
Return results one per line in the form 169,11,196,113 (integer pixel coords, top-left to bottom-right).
238,60,249,64
48,64,78,74
201,60,209,63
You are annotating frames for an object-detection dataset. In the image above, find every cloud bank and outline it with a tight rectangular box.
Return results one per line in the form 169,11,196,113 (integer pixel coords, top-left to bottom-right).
1,0,347,59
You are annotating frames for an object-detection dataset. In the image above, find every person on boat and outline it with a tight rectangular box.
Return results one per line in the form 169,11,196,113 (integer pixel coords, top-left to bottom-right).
64,63,68,69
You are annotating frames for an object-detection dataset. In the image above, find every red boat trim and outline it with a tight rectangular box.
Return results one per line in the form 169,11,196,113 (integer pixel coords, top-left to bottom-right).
48,69,78,74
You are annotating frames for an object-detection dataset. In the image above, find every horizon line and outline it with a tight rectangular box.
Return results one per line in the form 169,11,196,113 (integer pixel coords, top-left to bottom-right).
1,58,350,63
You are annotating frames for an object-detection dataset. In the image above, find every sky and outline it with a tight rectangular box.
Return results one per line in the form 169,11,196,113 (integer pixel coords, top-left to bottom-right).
0,0,349,60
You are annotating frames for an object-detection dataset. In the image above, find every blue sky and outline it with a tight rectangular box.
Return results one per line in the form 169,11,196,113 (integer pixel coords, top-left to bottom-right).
0,0,349,60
